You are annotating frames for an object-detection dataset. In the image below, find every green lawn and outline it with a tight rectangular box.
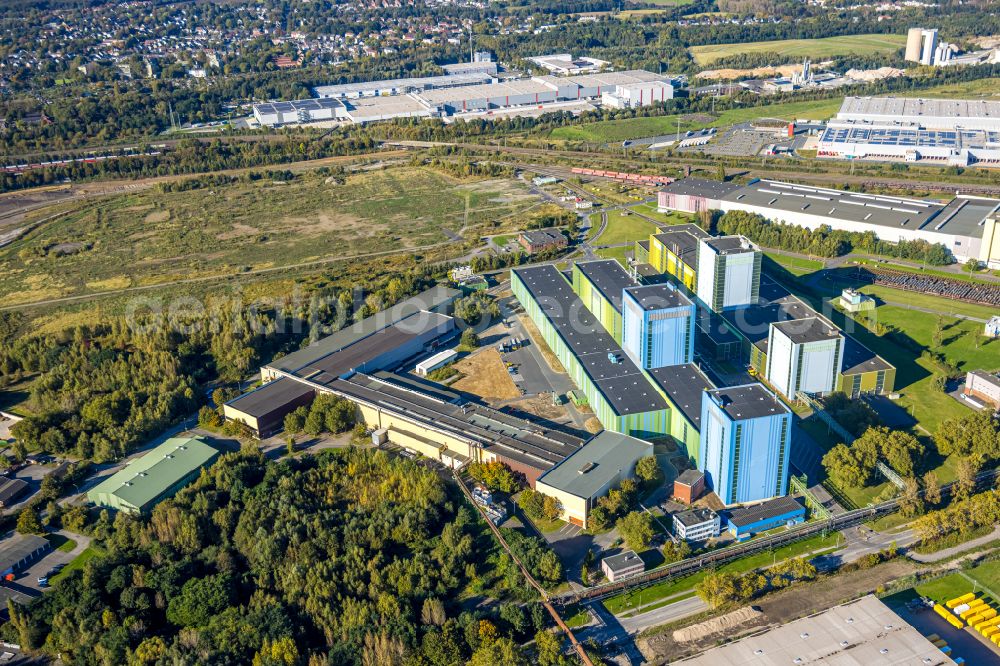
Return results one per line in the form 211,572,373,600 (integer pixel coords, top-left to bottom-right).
596,209,659,246
45,534,78,553
50,545,104,584
915,561,1000,605
627,202,696,226
602,531,842,614
690,34,908,66
550,98,843,143
563,605,592,628
596,246,631,266
764,252,825,277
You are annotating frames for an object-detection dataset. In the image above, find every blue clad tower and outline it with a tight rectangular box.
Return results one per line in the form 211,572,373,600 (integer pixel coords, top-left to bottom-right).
621,283,695,369
699,384,791,505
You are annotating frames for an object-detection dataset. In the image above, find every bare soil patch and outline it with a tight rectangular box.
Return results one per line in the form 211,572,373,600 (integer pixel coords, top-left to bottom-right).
451,349,520,401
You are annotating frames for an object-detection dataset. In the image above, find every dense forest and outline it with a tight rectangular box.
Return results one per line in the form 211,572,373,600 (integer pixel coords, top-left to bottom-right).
4,448,572,665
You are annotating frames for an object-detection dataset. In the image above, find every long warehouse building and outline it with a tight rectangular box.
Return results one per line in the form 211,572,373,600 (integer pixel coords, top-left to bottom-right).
657,177,1000,269
254,70,673,126
818,96,1000,167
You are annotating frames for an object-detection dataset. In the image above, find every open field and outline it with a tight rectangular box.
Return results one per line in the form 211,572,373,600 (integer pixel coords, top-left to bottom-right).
451,348,520,400
0,167,539,303
550,98,843,143
764,252,825,277
914,561,1000,605
690,34,907,66
596,209,659,246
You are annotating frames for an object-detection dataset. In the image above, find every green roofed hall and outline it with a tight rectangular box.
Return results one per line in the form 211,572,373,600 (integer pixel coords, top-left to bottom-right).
87,436,221,514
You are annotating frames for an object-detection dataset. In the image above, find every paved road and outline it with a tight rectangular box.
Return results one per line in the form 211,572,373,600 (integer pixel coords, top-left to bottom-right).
909,525,1000,563
620,595,708,634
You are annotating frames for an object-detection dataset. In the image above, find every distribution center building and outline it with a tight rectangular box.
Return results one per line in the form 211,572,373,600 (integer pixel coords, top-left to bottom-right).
656,177,1000,268
699,384,791,506
512,264,671,438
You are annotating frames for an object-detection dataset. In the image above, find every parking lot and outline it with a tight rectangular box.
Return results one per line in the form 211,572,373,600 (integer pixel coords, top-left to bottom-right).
16,531,92,593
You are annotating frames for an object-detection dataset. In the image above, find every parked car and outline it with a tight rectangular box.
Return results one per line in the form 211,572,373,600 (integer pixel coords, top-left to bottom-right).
37,577,48,587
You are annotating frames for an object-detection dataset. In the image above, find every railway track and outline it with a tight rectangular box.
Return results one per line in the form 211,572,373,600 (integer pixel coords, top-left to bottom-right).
559,467,1000,607
387,140,1000,197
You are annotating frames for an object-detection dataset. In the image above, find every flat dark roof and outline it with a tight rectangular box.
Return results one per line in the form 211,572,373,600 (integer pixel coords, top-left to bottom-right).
0,534,49,571
661,177,741,199
726,495,804,528
646,363,714,428
521,228,565,244
513,265,668,416
575,259,634,313
704,235,757,255
227,377,314,418
267,285,459,373
772,317,843,345
293,313,451,386
706,383,789,421
697,309,743,346
624,283,692,311
723,275,892,375
674,507,717,527
841,336,893,375
652,225,707,266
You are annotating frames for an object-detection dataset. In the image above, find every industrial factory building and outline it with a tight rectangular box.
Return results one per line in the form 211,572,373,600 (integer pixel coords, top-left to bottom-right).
818,96,1000,167
657,177,1000,269
700,384,791,505
254,69,672,127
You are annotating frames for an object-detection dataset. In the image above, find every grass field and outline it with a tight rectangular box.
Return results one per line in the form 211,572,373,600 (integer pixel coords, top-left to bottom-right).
0,167,540,303
596,245,631,266
690,34,907,66
550,98,843,143
914,560,1000,605
51,545,104,585
596,209,659,246
627,202,695,226
602,531,842,614
764,252,825,277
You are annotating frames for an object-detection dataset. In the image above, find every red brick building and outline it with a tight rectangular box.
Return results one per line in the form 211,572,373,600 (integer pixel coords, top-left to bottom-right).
518,229,567,254
673,469,705,505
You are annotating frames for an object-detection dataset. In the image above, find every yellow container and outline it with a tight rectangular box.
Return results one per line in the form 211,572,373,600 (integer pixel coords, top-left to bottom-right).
994,633,1000,646
948,593,977,608
982,626,999,639
951,615,965,629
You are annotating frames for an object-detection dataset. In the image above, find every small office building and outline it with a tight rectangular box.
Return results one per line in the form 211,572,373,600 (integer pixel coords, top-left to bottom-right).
673,469,706,504
700,384,792,506
673,508,721,541
535,431,653,528
725,496,806,540
602,550,646,582
965,370,1000,409
519,229,567,254
87,436,221,514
